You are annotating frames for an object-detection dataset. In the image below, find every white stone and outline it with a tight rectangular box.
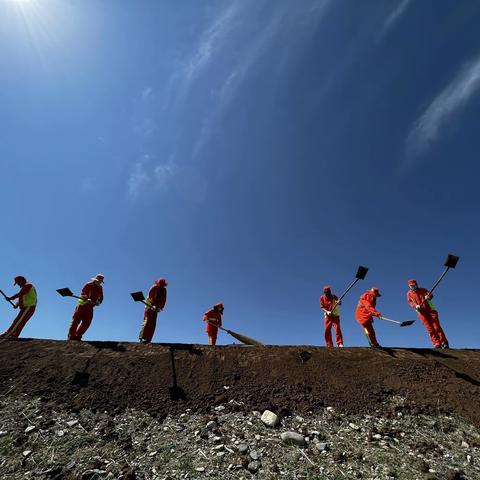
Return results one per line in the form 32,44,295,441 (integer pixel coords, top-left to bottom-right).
261,410,279,428
280,431,306,446
23,450,32,457
66,420,78,428
24,426,36,434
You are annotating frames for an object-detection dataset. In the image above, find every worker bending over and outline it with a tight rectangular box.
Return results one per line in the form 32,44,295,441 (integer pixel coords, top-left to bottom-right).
1,276,37,338
139,278,168,344
407,279,449,349
68,274,104,341
320,286,344,348
355,287,382,348
204,303,224,345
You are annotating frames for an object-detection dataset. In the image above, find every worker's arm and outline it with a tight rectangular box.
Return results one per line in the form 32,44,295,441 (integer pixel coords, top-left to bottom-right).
407,292,417,309
360,296,381,317
8,284,31,301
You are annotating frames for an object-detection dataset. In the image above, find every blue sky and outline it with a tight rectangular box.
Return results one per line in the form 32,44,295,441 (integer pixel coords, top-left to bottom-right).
0,0,479,348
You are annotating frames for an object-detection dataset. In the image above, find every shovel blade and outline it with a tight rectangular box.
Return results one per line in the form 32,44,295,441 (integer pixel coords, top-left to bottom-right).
355,266,369,280
444,254,459,269
131,291,145,302
56,288,74,297
400,320,415,327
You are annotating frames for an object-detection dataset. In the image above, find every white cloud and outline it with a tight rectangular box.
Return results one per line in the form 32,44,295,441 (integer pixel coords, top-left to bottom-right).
190,0,333,158
128,162,151,197
142,87,153,99
128,155,177,199
382,0,412,35
183,2,241,87
405,56,480,165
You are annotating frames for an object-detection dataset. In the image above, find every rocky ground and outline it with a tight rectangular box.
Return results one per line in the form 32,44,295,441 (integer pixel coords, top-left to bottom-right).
0,340,479,479
0,395,479,479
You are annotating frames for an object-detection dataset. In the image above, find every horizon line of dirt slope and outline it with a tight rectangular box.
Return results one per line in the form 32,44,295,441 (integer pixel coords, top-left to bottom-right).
0,339,479,425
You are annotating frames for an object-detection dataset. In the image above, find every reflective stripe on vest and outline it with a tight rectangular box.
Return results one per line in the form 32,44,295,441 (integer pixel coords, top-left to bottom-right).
23,286,37,307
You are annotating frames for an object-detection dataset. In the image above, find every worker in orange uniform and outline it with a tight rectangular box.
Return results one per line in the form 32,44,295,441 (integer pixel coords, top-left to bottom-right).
407,279,449,349
0,276,37,338
355,287,382,348
139,278,168,344
67,274,104,341
204,303,224,345
320,286,344,348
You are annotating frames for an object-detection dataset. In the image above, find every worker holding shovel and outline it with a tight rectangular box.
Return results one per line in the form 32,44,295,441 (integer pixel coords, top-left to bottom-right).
407,279,449,349
0,276,37,338
67,274,104,341
355,288,382,348
320,286,344,348
204,303,224,345
139,278,168,344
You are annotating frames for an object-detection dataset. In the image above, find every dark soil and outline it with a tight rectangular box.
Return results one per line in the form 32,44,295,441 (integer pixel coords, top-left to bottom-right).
0,339,479,424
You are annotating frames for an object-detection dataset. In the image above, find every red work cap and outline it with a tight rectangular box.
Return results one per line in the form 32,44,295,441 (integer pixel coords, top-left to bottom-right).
371,287,382,297
14,276,26,286
323,285,331,292
92,274,105,283
214,302,224,311
155,278,168,287
408,279,417,286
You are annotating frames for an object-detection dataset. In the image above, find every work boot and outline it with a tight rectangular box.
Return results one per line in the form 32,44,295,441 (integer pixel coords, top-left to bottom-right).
433,345,442,349
442,342,450,349
338,344,344,348
139,338,150,344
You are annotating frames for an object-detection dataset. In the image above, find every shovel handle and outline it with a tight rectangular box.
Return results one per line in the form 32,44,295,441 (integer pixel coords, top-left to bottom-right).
379,316,401,325
330,277,360,312
418,267,450,308
0,289,16,308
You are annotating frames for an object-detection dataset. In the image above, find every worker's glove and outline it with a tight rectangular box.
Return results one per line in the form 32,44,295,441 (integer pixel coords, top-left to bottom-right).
425,295,431,301
325,310,331,316
415,305,421,311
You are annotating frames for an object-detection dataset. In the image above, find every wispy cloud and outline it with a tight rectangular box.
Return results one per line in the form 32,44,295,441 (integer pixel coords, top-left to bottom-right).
381,0,412,36
405,55,480,166
128,154,176,198
183,2,241,87
189,0,333,158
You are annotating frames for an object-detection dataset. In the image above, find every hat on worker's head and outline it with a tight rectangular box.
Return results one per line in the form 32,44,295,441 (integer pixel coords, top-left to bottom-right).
14,276,26,286
214,302,224,312
155,278,168,287
408,279,417,286
92,274,105,283
323,285,331,293
370,287,382,297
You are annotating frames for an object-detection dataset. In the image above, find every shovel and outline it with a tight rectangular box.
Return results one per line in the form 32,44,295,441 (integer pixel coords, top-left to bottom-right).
0,289,16,308
379,316,415,327
418,254,459,308
329,265,369,312
207,321,264,346
56,288,82,300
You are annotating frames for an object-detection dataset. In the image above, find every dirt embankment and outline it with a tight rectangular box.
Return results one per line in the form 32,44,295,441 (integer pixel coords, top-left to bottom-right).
0,339,479,424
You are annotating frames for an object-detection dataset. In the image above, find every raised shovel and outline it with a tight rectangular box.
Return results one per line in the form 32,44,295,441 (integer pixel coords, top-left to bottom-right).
329,265,369,312
418,254,459,308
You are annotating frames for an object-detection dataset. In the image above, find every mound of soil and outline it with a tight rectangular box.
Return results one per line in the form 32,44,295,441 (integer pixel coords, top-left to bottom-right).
0,339,479,424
